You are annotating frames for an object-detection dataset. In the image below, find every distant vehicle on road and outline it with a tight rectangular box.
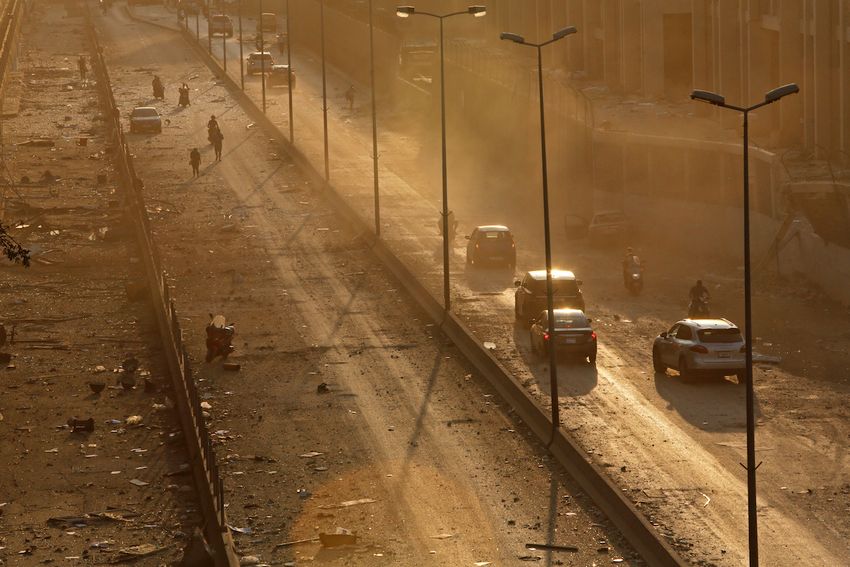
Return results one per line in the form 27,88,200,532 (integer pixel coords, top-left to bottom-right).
256,12,276,32
246,51,274,75
514,269,585,323
267,64,295,88
209,14,233,37
587,210,632,243
129,106,162,134
465,225,516,269
652,318,745,381
529,308,597,364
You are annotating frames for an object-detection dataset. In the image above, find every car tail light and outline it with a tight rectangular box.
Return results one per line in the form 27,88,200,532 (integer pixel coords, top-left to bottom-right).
690,345,709,353
475,244,479,249
590,331,597,341
543,333,550,341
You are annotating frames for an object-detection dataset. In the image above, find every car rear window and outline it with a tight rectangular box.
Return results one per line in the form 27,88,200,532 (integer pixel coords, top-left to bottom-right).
528,279,579,295
250,53,273,60
698,328,742,343
132,108,158,117
553,314,587,328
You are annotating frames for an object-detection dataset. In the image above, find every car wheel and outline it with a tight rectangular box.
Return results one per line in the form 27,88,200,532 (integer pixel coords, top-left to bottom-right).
514,299,521,320
588,352,596,366
678,356,692,380
652,347,666,373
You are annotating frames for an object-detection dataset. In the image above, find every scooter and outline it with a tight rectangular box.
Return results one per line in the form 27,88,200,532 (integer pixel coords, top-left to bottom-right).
688,297,710,318
624,267,643,295
205,314,235,362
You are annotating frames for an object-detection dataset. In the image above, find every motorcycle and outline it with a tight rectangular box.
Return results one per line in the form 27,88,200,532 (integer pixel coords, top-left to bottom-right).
624,266,643,295
207,124,219,144
205,314,235,362
688,297,710,318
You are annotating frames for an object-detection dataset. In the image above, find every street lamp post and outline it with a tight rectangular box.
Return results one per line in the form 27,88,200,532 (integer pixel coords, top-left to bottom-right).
690,82,799,567
195,9,199,41
500,26,577,436
259,0,266,113
320,0,329,182
238,0,244,90
285,0,293,142
221,16,227,72
368,0,380,236
207,1,211,53
396,4,487,311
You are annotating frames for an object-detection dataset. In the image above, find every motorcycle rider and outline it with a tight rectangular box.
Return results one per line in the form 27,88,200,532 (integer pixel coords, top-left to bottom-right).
207,115,219,143
622,247,642,286
689,279,710,316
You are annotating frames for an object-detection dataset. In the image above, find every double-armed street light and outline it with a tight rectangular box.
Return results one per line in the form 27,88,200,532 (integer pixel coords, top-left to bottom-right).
690,82,799,567
395,4,487,312
500,26,577,437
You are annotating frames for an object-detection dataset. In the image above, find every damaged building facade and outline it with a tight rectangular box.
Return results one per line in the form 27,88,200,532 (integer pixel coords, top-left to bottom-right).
474,0,850,302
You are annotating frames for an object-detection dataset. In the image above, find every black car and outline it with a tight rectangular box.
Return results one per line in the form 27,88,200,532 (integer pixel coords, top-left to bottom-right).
514,269,585,323
465,225,516,269
529,308,597,364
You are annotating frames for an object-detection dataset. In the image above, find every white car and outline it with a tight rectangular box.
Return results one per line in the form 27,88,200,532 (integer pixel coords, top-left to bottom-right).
129,106,162,134
246,51,274,75
652,318,745,381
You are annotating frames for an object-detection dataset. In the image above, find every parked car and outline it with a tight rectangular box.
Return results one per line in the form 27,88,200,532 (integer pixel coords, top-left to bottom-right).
514,269,585,323
652,318,745,381
587,210,632,243
267,64,295,88
246,51,274,75
129,106,162,133
465,225,516,269
256,12,276,32
209,14,233,37
529,308,597,364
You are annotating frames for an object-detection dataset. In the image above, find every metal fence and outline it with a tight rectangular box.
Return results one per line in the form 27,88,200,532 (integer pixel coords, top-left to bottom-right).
85,9,235,567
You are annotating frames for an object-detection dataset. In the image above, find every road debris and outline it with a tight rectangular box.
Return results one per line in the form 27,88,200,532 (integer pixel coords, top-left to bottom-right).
318,498,376,509
318,527,357,547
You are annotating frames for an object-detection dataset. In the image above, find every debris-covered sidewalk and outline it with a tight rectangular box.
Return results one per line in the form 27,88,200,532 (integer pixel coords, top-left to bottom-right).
0,3,200,565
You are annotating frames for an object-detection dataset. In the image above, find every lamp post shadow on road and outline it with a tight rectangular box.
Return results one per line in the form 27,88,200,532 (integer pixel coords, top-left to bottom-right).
320,0,329,182
500,25,578,441
285,0,293,143
368,0,380,237
690,82,799,567
395,4,487,312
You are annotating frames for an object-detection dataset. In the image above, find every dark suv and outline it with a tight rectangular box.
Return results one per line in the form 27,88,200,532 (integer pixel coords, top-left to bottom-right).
465,225,516,269
514,270,585,323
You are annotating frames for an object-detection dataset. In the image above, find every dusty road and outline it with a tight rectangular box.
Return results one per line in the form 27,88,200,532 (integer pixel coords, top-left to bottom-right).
0,3,199,565
163,5,850,565
96,6,638,566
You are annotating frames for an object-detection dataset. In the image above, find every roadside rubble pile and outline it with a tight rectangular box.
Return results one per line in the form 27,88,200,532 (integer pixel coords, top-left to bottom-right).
0,3,204,565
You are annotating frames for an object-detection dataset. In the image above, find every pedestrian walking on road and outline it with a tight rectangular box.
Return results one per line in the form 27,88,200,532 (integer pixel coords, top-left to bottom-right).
344,84,355,111
211,129,224,161
78,55,88,81
189,147,201,177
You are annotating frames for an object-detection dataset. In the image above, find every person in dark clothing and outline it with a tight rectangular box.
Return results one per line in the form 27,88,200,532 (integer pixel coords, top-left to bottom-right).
689,279,710,303
189,147,201,177
78,55,87,80
178,83,190,107
211,129,223,161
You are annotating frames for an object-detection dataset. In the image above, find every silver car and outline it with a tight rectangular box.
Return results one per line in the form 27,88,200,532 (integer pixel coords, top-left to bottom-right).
246,51,274,75
129,106,162,134
652,318,745,381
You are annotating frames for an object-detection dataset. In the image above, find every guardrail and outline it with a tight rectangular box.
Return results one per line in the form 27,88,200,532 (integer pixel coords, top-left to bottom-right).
85,10,237,567
0,0,23,215
170,12,685,567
